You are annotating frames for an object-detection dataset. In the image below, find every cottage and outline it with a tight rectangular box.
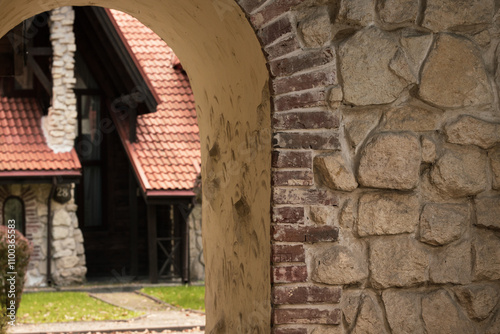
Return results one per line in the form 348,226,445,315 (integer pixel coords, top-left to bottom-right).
0,6,202,287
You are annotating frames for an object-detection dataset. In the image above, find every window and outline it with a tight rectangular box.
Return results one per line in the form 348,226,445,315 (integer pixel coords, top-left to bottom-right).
3,197,25,235
75,93,104,227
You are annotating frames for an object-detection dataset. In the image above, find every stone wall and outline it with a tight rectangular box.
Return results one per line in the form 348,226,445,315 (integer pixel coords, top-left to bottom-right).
48,184,87,286
244,0,500,332
42,6,77,153
0,184,86,287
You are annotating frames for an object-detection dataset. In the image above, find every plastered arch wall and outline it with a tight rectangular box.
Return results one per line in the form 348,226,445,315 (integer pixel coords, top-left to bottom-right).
6,1,500,333
0,0,272,332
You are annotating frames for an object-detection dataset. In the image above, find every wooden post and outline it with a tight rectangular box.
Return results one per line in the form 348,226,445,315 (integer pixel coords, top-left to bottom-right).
147,204,158,283
129,169,138,276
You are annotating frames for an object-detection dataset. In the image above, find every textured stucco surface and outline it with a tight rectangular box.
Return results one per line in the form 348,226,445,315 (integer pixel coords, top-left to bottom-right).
0,1,271,332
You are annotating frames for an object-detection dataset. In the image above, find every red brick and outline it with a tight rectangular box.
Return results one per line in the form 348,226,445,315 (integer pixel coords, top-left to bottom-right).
272,225,339,243
273,265,308,283
273,111,339,130
238,0,267,13
265,35,300,60
251,0,303,28
272,150,312,168
272,244,306,263
258,16,293,46
273,188,339,205
272,286,342,304
272,328,307,334
274,90,327,111
273,70,337,96
273,170,314,186
273,206,305,223
273,132,340,150
273,308,341,325
270,49,335,77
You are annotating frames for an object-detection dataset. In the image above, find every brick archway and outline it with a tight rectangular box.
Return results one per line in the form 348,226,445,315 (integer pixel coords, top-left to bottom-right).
0,186,43,265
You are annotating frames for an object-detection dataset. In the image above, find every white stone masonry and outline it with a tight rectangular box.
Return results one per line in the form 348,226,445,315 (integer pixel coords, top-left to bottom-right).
42,6,77,153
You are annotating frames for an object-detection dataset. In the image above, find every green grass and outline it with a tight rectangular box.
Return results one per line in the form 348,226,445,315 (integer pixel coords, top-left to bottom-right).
17,292,142,324
140,285,205,312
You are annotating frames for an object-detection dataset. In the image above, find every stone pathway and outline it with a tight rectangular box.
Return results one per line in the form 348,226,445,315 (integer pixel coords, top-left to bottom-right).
90,292,168,312
9,291,205,334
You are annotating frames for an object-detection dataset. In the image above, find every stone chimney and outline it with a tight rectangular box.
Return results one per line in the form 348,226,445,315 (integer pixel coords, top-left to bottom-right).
42,6,77,153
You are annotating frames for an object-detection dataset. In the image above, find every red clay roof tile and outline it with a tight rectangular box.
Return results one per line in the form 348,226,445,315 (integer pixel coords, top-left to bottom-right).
0,97,81,175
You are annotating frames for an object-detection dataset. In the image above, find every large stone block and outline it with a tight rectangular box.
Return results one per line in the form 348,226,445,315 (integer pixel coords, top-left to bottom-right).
429,241,472,284
454,284,499,321
311,243,368,285
56,255,79,269
339,26,406,105
422,290,474,334
298,7,333,48
343,108,382,150
358,133,421,190
382,289,424,334
314,153,358,191
377,0,419,25
52,209,71,226
419,203,468,246
430,146,488,197
419,34,492,108
52,226,69,240
357,192,419,236
423,0,495,31
62,237,76,250
351,291,389,334
382,100,442,132
475,197,500,230
473,229,500,280
370,235,428,288
338,0,375,26
445,115,500,149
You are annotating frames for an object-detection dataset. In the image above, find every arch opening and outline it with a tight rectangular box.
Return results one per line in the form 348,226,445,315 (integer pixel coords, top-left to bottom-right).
0,0,272,332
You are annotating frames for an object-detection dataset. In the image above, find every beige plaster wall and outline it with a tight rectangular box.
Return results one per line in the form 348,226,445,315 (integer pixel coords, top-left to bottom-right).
0,1,271,332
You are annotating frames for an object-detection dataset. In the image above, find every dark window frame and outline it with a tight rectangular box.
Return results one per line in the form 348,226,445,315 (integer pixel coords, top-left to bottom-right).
3,196,26,235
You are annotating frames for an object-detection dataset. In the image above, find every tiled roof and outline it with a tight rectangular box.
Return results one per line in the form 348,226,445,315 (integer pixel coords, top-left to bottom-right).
108,9,200,193
0,97,81,177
